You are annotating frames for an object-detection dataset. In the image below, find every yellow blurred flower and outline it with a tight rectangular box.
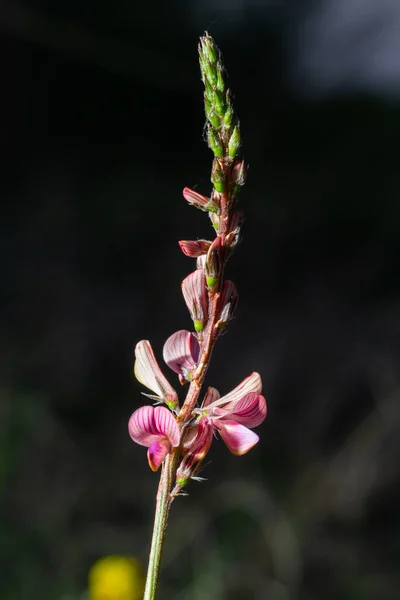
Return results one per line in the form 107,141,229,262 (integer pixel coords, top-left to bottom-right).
89,555,145,600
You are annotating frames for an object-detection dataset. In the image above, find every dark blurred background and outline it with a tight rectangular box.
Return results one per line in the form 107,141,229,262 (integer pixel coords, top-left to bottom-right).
1,1,400,599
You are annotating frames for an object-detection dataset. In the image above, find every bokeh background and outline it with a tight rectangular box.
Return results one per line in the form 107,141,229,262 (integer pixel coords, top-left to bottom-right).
2,1,400,599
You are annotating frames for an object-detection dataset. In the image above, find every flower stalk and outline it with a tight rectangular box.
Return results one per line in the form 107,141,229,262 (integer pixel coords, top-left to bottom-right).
129,33,267,600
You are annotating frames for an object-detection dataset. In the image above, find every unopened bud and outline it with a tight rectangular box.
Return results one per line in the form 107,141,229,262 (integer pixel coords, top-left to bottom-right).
231,160,247,187
205,96,221,129
225,211,244,249
216,64,225,94
178,239,211,258
215,280,238,333
204,236,224,290
228,125,241,159
209,212,220,233
181,270,209,334
211,159,225,193
183,187,218,212
207,127,224,158
173,418,213,493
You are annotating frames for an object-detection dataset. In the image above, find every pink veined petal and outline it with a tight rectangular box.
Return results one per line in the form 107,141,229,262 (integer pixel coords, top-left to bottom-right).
153,405,180,447
214,419,260,456
220,393,267,428
206,372,262,413
134,340,178,406
178,239,211,258
163,330,200,380
147,439,171,472
128,406,179,447
202,386,220,408
181,270,208,330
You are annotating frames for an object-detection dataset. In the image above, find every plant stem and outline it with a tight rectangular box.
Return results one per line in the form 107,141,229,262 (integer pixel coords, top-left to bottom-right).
143,450,176,600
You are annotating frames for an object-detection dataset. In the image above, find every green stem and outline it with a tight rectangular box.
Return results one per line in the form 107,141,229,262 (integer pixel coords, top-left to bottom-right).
143,451,177,600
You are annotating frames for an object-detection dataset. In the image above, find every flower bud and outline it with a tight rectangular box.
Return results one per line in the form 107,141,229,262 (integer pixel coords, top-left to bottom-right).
209,212,220,233
181,270,209,333
182,187,218,213
216,64,225,94
204,236,224,290
178,239,211,258
211,159,225,193
228,125,241,159
207,127,224,158
215,280,238,333
225,211,244,249
231,160,247,187
173,418,214,492
223,103,233,127
205,96,221,129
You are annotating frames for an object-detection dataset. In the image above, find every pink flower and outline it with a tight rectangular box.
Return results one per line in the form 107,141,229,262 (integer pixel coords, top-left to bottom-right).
134,340,178,410
128,405,180,471
163,330,200,384
199,372,266,455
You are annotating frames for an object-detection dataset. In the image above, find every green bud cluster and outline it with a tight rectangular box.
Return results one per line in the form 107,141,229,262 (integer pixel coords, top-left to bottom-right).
198,33,241,163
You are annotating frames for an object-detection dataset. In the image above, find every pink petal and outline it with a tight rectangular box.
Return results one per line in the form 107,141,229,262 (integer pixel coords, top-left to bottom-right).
163,330,200,381
128,405,179,448
214,420,259,455
134,341,178,407
181,270,208,332
202,386,220,407
182,187,218,212
147,439,171,472
178,239,211,258
220,392,267,428
205,372,262,413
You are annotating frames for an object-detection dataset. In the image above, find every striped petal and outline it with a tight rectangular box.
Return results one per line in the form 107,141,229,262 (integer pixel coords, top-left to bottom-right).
181,270,208,333
147,439,171,472
202,386,220,407
178,239,211,258
128,405,180,448
163,330,200,382
216,392,267,427
134,340,178,408
204,372,262,412
214,420,259,455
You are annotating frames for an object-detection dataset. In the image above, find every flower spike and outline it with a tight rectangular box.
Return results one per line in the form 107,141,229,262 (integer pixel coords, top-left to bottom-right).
134,340,178,410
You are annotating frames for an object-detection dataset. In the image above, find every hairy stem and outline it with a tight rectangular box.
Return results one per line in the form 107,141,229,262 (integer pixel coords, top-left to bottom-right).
143,450,177,600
